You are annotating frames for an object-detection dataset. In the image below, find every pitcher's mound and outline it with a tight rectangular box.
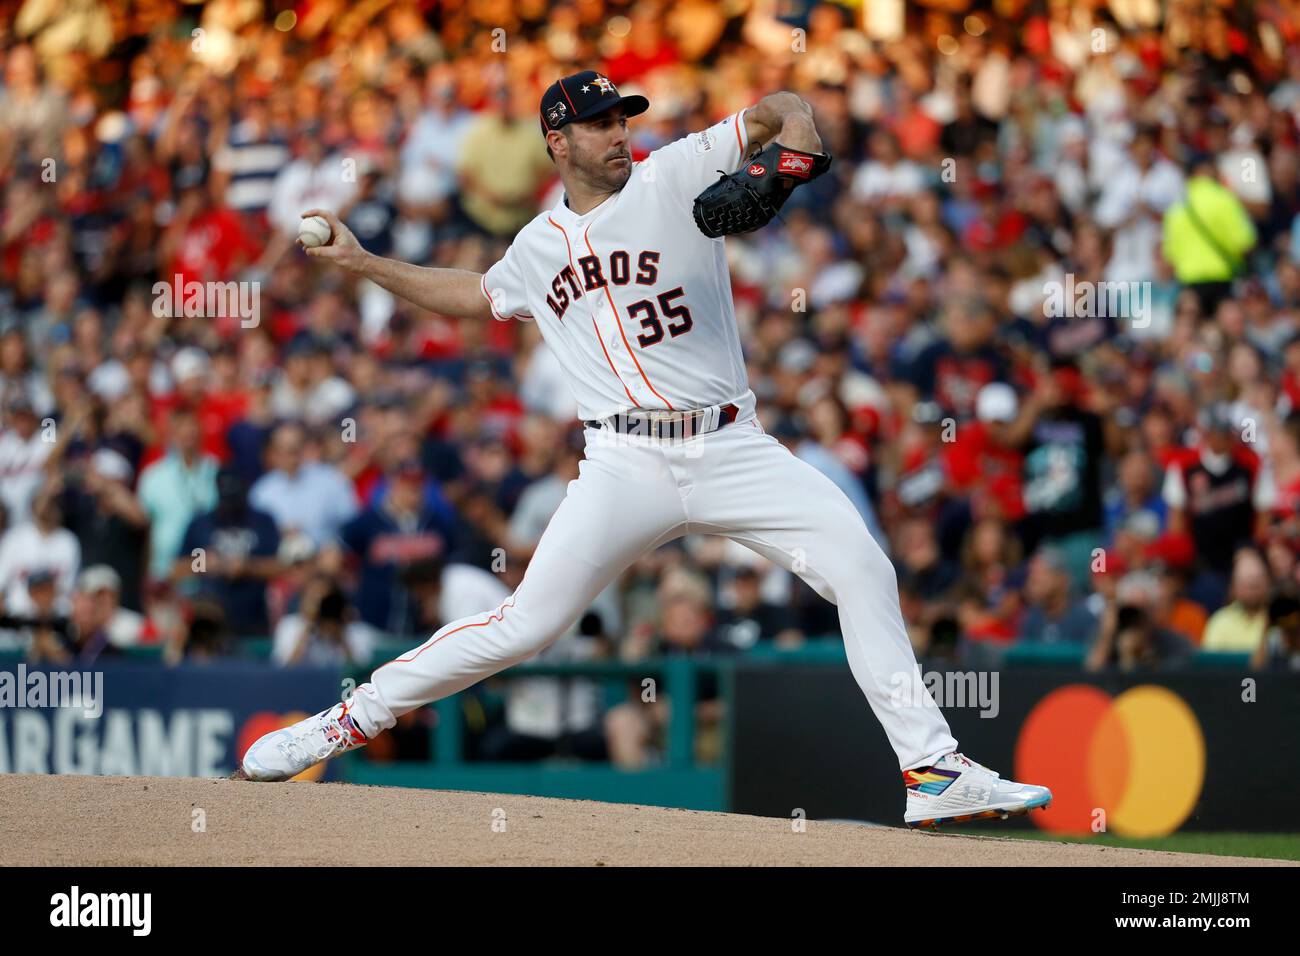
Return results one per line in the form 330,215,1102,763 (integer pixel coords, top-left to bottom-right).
0,774,1285,866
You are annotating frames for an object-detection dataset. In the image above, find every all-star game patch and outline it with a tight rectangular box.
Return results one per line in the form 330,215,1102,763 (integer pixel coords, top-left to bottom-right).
546,101,567,127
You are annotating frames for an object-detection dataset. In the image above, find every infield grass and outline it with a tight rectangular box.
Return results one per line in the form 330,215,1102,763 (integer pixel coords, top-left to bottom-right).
948,829,1300,862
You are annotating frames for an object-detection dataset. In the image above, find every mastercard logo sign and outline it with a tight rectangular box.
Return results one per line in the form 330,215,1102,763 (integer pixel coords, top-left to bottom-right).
236,711,326,782
1015,685,1205,837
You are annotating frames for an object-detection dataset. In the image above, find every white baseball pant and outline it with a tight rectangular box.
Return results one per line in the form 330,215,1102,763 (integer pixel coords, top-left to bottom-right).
347,416,958,770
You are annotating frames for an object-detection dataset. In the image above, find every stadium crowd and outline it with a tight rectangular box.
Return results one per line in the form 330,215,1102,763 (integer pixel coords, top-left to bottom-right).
3,0,1300,763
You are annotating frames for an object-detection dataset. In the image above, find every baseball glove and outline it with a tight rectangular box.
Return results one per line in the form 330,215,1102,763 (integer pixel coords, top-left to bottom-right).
692,141,833,238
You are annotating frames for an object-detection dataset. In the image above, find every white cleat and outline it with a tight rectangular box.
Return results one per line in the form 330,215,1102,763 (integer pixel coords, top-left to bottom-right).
903,752,1052,829
239,700,369,782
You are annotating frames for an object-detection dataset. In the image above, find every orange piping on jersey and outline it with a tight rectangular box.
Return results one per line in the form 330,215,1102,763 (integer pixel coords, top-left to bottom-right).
479,273,530,320
546,215,638,406
373,597,518,672
734,110,745,152
582,225,675,410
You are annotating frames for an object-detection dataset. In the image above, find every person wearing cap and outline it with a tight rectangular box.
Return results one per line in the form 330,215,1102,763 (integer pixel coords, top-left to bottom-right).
174,467,281,638
337,456,455,635
57,446,149,612
27,564,133,664
1161,400,1265,609
943,381,1027,524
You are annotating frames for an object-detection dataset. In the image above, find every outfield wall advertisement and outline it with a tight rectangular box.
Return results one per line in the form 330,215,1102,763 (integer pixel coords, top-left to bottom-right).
729,665,1300,834
0,662,341,780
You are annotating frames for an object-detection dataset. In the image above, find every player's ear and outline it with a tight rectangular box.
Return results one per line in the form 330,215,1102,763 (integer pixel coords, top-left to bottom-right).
546,128,568,162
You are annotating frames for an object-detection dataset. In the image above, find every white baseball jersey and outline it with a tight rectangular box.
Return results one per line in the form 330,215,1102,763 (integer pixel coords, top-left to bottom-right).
283,103,963,786
481,110,755,420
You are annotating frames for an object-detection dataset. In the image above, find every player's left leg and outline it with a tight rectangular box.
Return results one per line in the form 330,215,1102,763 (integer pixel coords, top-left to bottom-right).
681,420,1052,827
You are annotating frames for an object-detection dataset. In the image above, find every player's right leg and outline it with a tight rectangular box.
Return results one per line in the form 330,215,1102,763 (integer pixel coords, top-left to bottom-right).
240,433,687,781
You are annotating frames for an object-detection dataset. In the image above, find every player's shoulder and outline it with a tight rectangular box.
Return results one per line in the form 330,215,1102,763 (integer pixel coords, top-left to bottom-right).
650,110,747,163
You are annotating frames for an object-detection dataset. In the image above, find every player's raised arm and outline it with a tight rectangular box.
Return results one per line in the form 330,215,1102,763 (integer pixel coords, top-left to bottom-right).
298,208,492,320
741,91,823,155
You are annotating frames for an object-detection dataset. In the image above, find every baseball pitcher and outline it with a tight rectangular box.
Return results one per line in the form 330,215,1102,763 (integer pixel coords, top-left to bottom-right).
241,71,1052,828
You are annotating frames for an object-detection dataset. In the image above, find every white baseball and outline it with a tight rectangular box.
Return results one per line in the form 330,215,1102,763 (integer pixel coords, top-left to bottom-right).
298,215,332,248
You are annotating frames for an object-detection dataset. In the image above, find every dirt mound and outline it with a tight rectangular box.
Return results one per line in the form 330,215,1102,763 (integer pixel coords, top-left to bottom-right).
0,774,1287,866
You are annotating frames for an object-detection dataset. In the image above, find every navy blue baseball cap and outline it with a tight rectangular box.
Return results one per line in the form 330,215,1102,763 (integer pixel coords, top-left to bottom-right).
539,70,649,134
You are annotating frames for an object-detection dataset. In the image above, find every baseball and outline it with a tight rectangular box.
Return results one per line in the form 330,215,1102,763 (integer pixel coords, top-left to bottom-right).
297,215,332,248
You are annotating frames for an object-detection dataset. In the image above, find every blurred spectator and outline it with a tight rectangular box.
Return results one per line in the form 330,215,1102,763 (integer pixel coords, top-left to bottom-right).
267,128,357,238
138,405,218,583
27,565,141,664
1162,161,1258,315
174,468,281,638
1202,548,1271,653
1251,593,1300,671
167,598,233,664
715,565,803,650
339,457,454,634
249,422,358,547
1087,570,1194,671
268,337,355,426
607,571,736,768
0,391,51,525
1162,402,1261,609
1019,546,1099,646
54,447,148,612
272,575,375,667
211,96,289,217
0,489,79,616
455,84,552,237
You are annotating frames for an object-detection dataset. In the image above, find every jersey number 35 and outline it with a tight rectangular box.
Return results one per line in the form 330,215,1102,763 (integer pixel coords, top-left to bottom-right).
630,287,694,348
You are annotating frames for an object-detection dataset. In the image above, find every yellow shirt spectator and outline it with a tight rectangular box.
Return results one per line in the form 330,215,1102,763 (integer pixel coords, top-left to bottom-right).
1201,601,1268,652
457,111,553,238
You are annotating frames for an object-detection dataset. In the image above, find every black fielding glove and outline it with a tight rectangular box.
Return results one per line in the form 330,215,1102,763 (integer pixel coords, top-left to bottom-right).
692,141,832,238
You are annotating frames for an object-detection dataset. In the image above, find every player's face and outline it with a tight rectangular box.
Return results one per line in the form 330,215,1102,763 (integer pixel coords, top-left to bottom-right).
565,107,632,190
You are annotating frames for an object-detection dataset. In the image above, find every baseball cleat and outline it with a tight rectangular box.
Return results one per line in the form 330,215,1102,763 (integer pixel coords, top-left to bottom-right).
239,700,369,782
902,752,1052,829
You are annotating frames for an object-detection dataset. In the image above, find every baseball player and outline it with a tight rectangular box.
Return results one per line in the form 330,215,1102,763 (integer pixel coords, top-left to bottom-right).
241,71,1052,828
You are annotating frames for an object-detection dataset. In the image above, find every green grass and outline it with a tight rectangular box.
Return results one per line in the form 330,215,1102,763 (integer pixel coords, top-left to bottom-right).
947,829,1300,862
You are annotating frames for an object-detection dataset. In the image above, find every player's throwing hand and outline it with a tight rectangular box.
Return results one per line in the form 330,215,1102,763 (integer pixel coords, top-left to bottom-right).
298,208,369,273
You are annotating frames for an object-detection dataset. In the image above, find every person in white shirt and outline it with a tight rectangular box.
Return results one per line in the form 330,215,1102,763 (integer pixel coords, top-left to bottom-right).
1093,126,1185,283
268,130,359,237
0,393,51,527
851,129,924,206
0,490,80,617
